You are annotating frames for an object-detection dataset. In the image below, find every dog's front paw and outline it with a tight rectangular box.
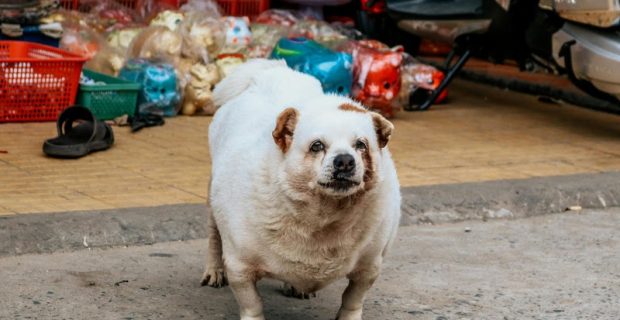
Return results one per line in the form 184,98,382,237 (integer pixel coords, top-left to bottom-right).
281,282,317,299
200,267,228,288
335,308,362,320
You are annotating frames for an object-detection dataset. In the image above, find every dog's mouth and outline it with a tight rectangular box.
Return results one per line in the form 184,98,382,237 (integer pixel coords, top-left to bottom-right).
318,178,360,191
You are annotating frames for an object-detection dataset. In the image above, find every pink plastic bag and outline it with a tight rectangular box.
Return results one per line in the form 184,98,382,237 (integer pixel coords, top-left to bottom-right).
255,9,301,27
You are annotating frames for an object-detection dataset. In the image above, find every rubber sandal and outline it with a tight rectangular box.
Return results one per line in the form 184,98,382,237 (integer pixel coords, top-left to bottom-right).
43,106,114,158
128,113,165,133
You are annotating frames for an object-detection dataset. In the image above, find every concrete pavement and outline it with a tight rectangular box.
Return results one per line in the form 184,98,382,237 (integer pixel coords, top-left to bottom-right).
3,172,620,257
1,208,619,320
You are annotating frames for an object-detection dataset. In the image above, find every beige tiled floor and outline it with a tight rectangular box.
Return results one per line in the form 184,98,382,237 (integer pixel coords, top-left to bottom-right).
1,80,619,215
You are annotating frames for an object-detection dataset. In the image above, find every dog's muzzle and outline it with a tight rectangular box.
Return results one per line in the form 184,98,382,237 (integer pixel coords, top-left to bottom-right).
318,154,360,191
333,154,355,178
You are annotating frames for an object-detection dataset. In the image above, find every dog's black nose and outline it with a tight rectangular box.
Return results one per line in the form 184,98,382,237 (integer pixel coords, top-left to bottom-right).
333,154,355,174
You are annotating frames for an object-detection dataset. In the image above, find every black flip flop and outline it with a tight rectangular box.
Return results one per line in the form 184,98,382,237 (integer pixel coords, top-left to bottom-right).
43,106,114,158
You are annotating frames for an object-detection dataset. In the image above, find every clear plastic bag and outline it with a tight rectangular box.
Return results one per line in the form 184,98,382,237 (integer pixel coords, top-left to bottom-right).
85,45,126,76
180,0,223,18
80,0,141,32
137,0,182,23
246,23,287,58
343,40,404,118
59,24,126,76
60,26,101,59
215,53,245,79
127,26,183,65
107,26,144,54
255,9,301,27
289,19,348,48
119,58,182,117
221,16,252,53
179,14,226,63
149,10,185,31
398,53,447,107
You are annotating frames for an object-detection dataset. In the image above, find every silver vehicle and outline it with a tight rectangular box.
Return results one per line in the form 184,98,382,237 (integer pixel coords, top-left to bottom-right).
545,0,620,103
387,0,620,110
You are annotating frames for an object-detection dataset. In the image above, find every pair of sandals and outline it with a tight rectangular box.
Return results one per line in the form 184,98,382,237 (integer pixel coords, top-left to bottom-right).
43,106,115,158
43,105,165,158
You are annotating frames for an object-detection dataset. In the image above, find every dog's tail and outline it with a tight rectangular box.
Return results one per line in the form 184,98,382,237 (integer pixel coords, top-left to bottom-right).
213,59,287,107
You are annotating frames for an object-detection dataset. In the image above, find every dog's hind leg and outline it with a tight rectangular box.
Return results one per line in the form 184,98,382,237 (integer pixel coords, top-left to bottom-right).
200,207,228,288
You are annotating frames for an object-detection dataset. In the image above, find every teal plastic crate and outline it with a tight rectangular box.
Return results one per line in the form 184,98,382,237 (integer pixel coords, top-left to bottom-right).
77,69,140,120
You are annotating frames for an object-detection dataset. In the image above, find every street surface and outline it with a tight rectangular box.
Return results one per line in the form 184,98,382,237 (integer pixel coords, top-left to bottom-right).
1,209,618,320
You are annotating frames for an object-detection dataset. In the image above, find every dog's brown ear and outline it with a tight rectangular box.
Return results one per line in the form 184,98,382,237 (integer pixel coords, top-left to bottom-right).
273,107,299,153
371,112,394,148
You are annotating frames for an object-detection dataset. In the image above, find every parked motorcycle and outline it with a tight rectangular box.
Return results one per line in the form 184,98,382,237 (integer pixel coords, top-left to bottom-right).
386,0,620,111
543,0,620,105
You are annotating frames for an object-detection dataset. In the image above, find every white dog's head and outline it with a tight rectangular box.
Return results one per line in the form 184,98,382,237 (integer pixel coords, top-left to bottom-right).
272,96,393,200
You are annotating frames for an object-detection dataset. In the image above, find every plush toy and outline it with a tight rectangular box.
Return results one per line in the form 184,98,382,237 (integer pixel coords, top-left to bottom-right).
119,59,180,117
223,16,251,47
176,57,195,86
182,63,220,115
128,26,183,64
271,37,353,95
343,40,403,117
85,46,126,76
179,15,225,62
150,10,185,31
107,27,144,53
215,53,245,78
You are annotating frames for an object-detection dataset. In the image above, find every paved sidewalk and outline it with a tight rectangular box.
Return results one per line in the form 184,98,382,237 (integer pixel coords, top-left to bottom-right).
1,79,620,215
2,208,619,320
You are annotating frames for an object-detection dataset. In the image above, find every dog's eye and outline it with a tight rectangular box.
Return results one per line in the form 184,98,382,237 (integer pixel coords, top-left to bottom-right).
310,141,324,152
355,140,367,150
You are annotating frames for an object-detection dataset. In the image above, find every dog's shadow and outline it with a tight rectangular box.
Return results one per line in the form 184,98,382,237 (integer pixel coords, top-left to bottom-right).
191,278,347,320
112,244,357,320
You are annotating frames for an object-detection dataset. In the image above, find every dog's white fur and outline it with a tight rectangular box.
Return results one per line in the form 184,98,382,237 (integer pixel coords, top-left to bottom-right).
203,59,401,320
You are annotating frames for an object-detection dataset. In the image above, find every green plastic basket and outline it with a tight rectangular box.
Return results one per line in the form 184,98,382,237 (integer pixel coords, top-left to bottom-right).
76,69,140,120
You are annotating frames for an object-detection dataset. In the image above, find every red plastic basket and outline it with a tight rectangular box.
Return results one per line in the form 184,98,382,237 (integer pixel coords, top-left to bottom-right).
216,0,269,18
60,0,267,17
59,0,78,10
60,0,185,10
59,0,136,10
0,41,88,122
115,0,139,9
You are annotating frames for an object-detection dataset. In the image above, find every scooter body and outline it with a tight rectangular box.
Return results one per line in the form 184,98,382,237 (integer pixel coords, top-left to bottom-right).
387,0,620,109
543,0,620,101
541,0,620,28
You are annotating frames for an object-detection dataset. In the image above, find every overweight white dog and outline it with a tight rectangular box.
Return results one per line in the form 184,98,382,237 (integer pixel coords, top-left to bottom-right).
202,59,401,320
